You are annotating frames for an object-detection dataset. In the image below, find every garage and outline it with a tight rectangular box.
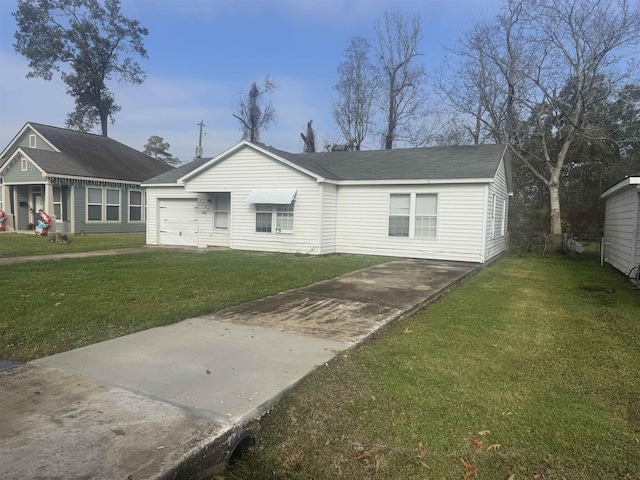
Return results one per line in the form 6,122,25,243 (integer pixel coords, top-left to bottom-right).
158,198,199,246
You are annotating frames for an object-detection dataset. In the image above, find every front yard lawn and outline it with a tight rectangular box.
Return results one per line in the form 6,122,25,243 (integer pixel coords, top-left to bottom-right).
1,250,388,361
227,254,640,479
0,232,145,257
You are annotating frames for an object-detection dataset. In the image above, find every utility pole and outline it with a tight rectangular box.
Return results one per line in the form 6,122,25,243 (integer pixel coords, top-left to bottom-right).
196,121,205,158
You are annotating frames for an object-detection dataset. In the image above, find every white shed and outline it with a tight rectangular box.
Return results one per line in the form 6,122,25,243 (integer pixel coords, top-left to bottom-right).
601,172,640,277
143,141,512,263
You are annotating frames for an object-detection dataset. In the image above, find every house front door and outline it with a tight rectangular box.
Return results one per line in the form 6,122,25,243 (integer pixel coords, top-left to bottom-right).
32,192,43,224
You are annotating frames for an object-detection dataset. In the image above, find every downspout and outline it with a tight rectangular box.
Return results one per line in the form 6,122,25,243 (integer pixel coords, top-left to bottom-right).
10,186,16,231
317,182,323,255
479,185,489,263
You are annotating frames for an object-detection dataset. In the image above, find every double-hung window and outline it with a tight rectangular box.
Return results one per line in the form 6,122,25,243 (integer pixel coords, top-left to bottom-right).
275,204,294,233
87,187,121,222
129,190,143,222
388,193,438,239
414,194,437,238
214,193,230,230
255,204,273,233
53,186,63,220
255,203,294,234
388,194,410,237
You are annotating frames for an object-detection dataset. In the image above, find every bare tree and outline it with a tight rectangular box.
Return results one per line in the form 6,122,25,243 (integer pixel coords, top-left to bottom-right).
300,120,316,153
375,11,427,149
332,37,378,151
448,0,640,247
233,77,277,143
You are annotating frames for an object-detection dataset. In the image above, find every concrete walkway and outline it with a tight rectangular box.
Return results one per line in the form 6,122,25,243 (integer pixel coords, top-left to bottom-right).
0,259,479,480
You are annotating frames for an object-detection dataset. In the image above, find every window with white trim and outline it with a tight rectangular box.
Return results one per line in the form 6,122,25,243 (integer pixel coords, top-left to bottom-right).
87,187,103,221
21,157,28,171
490,193,497,239
414,194,437,238
129,190,143,222
214,193,230,230
53,186,63,220
255,203,295,234
106,189,120,221
29,134,36,148
501,199,507,236
388,194,410,237
255,204,273,232
388,193,438,238
87,187,121,222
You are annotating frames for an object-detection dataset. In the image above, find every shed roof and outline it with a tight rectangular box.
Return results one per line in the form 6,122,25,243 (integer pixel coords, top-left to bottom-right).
0,123,173,182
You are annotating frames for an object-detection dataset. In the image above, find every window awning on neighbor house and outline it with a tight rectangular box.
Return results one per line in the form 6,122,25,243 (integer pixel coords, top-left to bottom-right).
246,188,297,204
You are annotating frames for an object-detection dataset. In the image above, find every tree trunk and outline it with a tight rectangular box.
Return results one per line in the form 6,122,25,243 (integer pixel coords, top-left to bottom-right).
100,111,108,137
548,178,563,249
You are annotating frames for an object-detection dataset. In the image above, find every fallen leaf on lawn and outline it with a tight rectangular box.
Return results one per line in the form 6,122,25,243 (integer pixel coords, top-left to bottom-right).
478,430,491,436
325,440,330,446
507,475,515,480
460,458,478,478
54,302,61,307
533,474,542,480
519,465,527,472
355,444,386,460
417,441,428,458
281,450,303,469
404,328,413,333
487,443,502,451
471,438,483,447
419,460,429,468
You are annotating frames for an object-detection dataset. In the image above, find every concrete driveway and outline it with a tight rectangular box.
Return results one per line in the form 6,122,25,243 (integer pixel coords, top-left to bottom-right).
0,259,479,480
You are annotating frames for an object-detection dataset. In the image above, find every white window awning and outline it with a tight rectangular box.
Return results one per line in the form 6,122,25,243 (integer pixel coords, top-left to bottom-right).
247,188,297,204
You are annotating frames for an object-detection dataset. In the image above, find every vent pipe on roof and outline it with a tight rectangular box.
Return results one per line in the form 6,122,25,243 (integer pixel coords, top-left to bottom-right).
196,120,205,158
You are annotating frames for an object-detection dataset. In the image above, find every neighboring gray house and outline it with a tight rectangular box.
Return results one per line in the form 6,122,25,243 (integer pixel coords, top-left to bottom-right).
143,141,512,263
601,172,640,277
0,122,173,234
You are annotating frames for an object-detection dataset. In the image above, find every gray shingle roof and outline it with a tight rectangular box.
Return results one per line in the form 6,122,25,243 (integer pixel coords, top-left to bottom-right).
2,123,173,182
260,143,507,181
144,142,508,185
142,157,213,184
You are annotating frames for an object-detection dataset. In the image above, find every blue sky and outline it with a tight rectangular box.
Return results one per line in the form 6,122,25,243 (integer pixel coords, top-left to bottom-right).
0,0,502,162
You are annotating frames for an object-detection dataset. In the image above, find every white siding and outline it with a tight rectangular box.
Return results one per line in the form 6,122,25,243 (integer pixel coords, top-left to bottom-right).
144,186,212,246
184,146,321,254
604,186,640,275
335,184,486,262
484,158,509,261
320,183,337,254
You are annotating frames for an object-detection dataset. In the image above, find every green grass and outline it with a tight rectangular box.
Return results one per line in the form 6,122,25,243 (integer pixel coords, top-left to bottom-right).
225,254,640,480
1,250,388,362
0,232,145,257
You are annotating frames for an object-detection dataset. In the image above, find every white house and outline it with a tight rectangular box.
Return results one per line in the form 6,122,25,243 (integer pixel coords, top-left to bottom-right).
143,141,512,264
601,172,640,277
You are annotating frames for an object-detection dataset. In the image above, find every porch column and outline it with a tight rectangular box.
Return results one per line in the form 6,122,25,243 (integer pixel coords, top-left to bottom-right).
44,182,55,230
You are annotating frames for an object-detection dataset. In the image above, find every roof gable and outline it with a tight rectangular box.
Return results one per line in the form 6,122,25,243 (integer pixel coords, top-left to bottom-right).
0,122,173,183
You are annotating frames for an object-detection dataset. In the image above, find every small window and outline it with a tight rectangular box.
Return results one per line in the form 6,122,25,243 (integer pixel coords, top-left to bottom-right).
388,194,410,237
255,204,272,233
276,204,294,233
415,194,437,238
490,193,497,239
106,189,120,221
21,157,28,171
29,134,36,148
53,186,62,220
87,187,103,221
501,199,507,236
129,190,143,222
214,193,230,230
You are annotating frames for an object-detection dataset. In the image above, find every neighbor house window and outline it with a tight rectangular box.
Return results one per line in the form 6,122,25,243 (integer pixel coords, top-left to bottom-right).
87,187,103,221
106,189,120,221
214,193,230,230
29,134,36,148
129,190,143,222
53,186,62,220
388,194,410,237
21,157,28,171
255,204,273,233
255,203,294,233
414,194,437,238
87,187,121,222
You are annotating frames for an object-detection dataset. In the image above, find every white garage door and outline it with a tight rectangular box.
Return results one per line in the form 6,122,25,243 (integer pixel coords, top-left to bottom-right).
159,199,199,246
